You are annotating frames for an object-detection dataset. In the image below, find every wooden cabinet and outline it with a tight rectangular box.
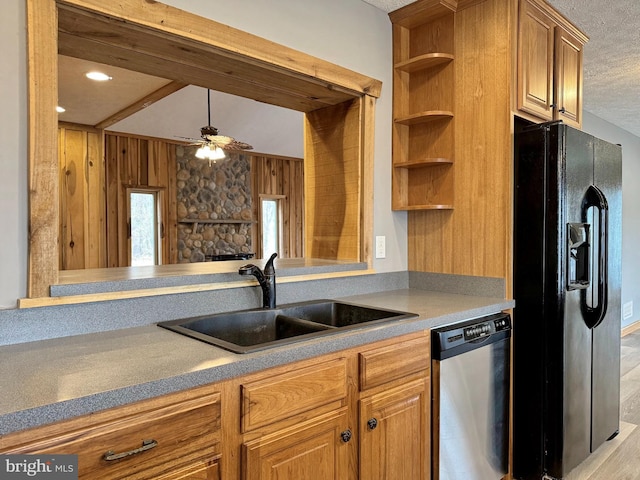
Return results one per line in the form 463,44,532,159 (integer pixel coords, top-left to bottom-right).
391,3,456,210
238,333,431,480
240,357,354,480
0,332,433,480
516,0,587,128
360,379,430,480
391,0,587,284
243,408,352,480
358,334,431,480
0,387,221,480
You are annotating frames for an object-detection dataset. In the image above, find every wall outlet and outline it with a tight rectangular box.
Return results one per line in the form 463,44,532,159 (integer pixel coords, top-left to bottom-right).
375,236,386,259
624,301,633,320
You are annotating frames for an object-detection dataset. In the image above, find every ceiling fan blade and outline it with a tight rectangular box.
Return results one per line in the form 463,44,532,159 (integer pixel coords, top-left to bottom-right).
174,135,201,142
223,140,254,151
205,134,234,146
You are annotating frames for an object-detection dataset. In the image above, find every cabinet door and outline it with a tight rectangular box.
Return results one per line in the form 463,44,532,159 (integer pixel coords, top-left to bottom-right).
243,408,353,480
360,378,430,480
554,26,583,128
517,0,555,121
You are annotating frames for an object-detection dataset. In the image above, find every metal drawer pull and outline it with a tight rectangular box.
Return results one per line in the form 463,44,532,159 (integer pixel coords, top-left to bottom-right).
103,439,158,461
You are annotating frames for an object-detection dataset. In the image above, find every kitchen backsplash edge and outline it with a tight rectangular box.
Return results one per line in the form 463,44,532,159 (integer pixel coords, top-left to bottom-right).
0,271,505,346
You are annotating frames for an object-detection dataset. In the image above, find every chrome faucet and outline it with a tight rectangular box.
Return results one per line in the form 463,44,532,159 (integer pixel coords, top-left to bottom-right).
239,253,277,309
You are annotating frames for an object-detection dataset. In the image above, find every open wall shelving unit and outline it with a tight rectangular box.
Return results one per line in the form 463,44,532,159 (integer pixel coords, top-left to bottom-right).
391,2,456,211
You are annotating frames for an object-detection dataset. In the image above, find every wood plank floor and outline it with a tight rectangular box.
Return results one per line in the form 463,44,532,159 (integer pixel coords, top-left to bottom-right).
567,330,640,480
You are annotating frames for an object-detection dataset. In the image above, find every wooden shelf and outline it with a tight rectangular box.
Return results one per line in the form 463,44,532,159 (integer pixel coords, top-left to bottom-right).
391,5,455,212
394,111,453,126
395,204,453,211
394,53,454,73
389,0,456,28
394,158,453,168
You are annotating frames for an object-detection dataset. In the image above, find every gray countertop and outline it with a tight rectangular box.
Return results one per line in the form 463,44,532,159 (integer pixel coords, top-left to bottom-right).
0,289,514,436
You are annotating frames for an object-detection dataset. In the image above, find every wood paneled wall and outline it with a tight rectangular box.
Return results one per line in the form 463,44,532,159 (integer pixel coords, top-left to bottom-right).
58,128,304,267
104,133,178,267
251,155,305,258
304,99,362,261
58,124,106,270
408,0,513,281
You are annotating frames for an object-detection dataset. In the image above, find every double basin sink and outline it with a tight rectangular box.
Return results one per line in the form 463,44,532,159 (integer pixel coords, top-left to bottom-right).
158,300,417,353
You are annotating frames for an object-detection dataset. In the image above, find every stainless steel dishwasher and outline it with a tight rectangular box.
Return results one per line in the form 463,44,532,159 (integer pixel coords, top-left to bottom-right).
431,313,511,480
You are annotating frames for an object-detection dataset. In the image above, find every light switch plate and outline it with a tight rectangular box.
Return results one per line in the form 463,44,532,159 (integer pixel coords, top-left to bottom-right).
375,236,386,259
624,301,633,320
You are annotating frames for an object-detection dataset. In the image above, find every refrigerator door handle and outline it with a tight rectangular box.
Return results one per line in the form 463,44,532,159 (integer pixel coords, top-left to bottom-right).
580,185,609,329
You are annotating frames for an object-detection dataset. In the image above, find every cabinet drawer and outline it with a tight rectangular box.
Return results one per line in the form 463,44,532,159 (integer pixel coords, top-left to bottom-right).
360,334,430,390
8,392,221,480
242,358,347,432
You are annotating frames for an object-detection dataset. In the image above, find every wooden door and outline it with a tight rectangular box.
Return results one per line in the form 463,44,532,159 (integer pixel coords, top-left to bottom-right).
243,409,353,480
554,26,584,128
359,378,430,480
58,124,106,270
517,0,555,121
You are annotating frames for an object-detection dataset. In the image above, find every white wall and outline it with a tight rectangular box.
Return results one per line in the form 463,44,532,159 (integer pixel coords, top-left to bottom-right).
111,86,305,159
0,2,27,309
161,0,408,274
583,111,640,328
0,0,407,309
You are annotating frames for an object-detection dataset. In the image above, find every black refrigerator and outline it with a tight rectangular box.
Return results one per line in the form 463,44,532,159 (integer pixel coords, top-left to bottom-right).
513,121,622,480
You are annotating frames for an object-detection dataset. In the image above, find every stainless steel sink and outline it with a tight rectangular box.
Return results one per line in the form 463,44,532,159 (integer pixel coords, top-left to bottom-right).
158,300,417,353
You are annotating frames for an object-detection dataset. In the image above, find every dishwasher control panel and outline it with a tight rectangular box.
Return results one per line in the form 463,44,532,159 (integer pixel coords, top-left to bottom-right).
432,313,511,360
464,315,511,341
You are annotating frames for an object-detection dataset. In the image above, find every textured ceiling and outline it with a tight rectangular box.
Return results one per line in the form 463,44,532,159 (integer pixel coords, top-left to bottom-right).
363,0,640,137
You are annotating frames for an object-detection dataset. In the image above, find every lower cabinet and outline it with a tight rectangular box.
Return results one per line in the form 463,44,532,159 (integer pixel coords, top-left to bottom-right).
0,331,431,480
358,334,431,480
359,378,430,480
243,408,352,480
0,387,222,480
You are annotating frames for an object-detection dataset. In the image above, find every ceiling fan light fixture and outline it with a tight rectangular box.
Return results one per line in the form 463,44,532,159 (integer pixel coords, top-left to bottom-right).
195,144,226,163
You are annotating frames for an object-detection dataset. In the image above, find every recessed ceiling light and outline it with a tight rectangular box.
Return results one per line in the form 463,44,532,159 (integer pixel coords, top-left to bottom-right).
56,106,65,113
85,71,112,81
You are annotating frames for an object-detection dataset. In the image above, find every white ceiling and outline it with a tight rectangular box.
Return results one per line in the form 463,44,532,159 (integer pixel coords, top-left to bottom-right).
57,55,305,158
363,0,640,137
58,0,640,145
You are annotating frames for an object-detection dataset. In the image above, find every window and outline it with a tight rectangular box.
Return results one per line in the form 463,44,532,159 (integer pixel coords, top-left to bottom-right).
128,190,162,266
260,196,284,257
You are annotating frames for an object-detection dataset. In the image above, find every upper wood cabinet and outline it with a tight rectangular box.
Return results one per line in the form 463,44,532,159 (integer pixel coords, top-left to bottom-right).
517,0,587,128
392,0,587,284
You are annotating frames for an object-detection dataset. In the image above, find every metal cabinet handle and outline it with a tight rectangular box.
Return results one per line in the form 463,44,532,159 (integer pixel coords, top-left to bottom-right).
559,107,566,113
340,429,352,443
367,418,378,430
103,439,158,461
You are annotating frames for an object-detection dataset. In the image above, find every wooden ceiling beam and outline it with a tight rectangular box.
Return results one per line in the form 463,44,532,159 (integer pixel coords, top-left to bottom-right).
93,81,188,129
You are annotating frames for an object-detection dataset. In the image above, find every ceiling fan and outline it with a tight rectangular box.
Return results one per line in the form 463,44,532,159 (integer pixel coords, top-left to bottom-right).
180,89,253,164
